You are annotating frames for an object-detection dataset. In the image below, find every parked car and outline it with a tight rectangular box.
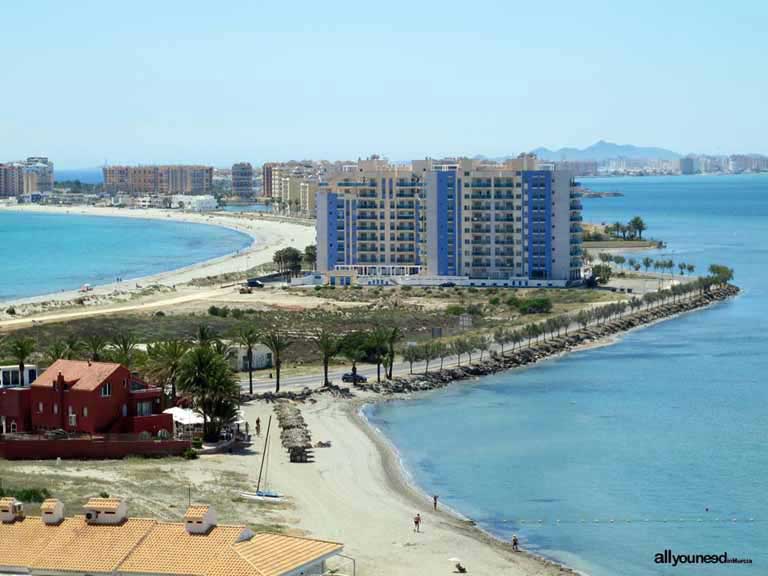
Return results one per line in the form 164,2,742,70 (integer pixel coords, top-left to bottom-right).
342,372,367,384
246,279,264,288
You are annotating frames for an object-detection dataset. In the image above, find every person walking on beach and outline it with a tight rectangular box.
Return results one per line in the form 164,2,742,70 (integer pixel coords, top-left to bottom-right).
255,417,261,437
512,534,519,551
433,495,439,511
413,513,422,533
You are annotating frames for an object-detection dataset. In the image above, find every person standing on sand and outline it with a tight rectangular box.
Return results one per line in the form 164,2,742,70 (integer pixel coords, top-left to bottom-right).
433,495,439,511
512,534,519,551
413,513,422,532
255,417,261,436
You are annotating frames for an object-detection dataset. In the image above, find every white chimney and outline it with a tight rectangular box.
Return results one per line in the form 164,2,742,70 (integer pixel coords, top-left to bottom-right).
41,499,64,525
0,497,24,523
184,505,217,534
83,498,127,524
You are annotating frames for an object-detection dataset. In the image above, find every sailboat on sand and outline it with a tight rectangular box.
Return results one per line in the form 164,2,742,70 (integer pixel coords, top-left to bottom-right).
240,415,283,502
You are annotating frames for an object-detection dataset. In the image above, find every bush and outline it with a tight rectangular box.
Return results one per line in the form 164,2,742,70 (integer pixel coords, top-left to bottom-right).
517,297,553,314
489,296,501,306
400,285,412,291
506,295,520,308
192,438,203,449
154,310,165,317
208,305,230,317
314,285,323,291
183,448,199,460
446,304,466,316
352,285,363,290
99,491,110,498
466,303,483,316
5,306,15,315
0,486,52,503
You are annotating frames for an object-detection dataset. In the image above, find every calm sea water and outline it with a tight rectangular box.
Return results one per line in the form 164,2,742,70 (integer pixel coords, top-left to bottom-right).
0,211,251,301
367,174,768,576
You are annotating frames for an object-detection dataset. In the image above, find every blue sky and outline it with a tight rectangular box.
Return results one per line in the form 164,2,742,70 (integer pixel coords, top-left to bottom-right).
1,0,765,167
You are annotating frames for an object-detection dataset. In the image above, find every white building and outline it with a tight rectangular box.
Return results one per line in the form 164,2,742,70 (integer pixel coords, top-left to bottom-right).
170,194,218,212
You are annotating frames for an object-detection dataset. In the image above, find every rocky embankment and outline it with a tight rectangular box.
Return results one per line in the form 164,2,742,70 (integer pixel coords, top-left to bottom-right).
368,284,739,395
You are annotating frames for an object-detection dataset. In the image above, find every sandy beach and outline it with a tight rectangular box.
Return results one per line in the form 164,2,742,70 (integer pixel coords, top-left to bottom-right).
0,204,315,320
234,396,574,576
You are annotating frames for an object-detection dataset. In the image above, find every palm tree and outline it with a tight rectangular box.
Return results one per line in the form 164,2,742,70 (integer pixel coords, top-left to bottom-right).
629,216,647,239
110,333,137,368
341,334,367,383
451,339,465,366
193,324,218,348
5,337,36,386
237,326,260,395
312,329,340,387
260,329,292,393
44,340,68,364
63,335,85,360
211,339,236,362
368,328,390,383
642,257,654,273
402,345,419,374
146,339,189,402
678,262,687,276
686,263,696,276
383,326,402,380
476,335,491,361
177,346,240,441
84,335,107,362
434,341,448,370
493,328,508,356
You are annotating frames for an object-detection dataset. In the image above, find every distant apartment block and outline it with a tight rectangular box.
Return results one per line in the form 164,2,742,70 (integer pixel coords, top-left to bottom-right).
679,157,697,174
231,162,254,197
103,165,213,195
0,157,54,196
316,156,582,286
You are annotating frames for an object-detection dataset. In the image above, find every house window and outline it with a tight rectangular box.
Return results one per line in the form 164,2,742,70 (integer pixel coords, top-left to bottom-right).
137,401,152,417
37,402,43,413
122,404,128,417
101,382,112,397
53,403,59,415
83,406,89,418
10,421,16,433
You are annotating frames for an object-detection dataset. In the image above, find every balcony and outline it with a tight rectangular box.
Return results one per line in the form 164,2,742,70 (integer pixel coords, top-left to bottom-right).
570,214,583,222
570,201,583,210
570,225,583,234
470,192,492,200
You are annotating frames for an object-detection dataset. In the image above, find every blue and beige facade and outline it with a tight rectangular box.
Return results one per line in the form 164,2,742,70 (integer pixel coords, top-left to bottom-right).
316,156,582,286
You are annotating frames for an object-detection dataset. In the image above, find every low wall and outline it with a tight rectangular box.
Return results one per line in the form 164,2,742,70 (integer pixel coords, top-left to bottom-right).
0,437,190,460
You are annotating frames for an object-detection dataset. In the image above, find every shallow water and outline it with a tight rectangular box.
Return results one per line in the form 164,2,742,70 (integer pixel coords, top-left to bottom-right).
367,174,768,575
0,211,251,301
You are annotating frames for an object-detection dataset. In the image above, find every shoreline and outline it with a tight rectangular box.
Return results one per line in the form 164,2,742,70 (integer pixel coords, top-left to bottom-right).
329,285,739,574
0,204,314,309
353,400,584,574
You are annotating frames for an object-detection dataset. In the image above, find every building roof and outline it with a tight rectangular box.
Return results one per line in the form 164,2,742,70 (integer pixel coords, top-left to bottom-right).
31,516,157,574
183,504,210,521
0,507,343,576
84,497,123,511
31,359,123,392
0,496,18,508
233,533,343,576
39,499,60,513
119,523,245,575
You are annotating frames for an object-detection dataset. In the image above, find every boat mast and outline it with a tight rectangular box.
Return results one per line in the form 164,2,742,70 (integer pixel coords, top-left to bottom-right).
256,415,272,493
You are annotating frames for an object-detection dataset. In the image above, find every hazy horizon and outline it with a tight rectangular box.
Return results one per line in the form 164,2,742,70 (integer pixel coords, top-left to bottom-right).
2,0,766,166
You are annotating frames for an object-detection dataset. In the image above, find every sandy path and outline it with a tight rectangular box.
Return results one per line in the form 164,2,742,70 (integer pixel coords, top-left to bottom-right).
237,397,571,576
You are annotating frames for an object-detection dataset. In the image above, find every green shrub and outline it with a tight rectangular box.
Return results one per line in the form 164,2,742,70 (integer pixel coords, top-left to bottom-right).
446,304,466,316
506,295,520,308
192,438,203,449
154,310,166,317
400,285,412,291
0,485,53,503
183,448,199,460
489,296,501,306
5,306,15,315
517,297,553,314
314,285,323,291
99,491,110,498
466,303,483,316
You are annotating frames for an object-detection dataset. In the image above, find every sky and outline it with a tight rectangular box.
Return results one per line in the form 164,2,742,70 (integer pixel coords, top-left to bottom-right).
1,0,766,167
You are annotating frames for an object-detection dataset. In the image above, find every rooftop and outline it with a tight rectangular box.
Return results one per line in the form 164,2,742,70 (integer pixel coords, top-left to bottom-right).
31,359,123,392
0,501,343,576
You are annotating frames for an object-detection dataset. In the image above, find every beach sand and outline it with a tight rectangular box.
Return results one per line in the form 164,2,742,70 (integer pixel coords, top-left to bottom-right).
236,396,574,576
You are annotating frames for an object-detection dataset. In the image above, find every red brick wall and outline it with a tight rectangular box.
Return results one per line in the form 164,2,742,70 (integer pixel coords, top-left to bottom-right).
0,438,190,460
0,388,31,432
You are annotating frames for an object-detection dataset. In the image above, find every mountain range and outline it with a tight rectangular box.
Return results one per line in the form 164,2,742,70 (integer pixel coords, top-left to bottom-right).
530,140,681,162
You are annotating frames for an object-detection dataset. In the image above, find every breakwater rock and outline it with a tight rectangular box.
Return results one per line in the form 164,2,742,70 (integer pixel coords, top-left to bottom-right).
364,284,739,395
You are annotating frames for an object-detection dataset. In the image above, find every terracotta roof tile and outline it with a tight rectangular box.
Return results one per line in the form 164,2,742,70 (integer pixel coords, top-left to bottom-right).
207,547,265,576
40,499,60,513
31,516,156,573
84,497,123,511
0,516,72,569
118,523,245,575
233,533,343,576
184,505,211,520
32,359,123,392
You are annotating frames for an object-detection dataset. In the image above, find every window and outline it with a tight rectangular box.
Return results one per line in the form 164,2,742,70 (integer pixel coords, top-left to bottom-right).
101,382,112,397
122,404,128,417
37,402,43,413
53,403,59,415
83,406,89,418
10,421,16,433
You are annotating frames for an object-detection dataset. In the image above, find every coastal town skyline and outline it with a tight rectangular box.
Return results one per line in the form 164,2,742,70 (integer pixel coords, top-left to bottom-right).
2,1,767,166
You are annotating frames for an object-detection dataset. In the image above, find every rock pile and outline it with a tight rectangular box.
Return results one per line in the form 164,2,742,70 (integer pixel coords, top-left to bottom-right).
273,401,314,463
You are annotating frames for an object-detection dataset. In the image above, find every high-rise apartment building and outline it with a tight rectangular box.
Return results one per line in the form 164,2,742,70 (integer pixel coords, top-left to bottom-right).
316,156,582,286
231,162,254,197
103,165,213,195
0,157,54,196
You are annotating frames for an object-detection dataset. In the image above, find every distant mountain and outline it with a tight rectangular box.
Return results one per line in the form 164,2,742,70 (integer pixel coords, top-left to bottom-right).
531,140,681,162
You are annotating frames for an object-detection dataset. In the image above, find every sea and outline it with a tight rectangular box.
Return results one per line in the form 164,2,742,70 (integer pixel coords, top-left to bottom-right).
366,174,768,576
0,211,252,302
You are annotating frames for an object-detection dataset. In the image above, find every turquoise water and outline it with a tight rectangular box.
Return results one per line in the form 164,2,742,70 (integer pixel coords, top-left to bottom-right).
0,211,252,301
367,174,768,575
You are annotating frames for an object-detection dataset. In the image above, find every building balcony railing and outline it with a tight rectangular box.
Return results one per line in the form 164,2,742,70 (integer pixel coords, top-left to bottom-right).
470,193,492,199
570,226,583,233
570,202,583,210
570,215,583,222
570,237,582,244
